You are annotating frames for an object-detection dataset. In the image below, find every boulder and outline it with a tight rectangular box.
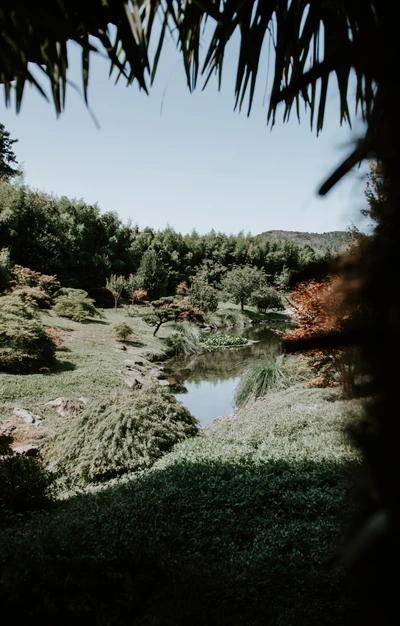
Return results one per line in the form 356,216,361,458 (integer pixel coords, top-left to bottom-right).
13,444,40,457
13,408,42,424
0,421,16,441
149,368,166,380
46,397,83,417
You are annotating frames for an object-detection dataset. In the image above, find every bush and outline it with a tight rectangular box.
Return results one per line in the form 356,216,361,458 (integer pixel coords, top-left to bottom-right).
0,294,57,371
113,322,134,341
188,277,219,312
234,358,288,407
0,454,55,525
250,286,285,313
12,265,60,297
200,334,248,351
53,288,103,322
10,285,52,309
51,386,199,483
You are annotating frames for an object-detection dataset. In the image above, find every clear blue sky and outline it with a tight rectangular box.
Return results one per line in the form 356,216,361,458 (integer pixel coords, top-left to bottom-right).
0,33,370,236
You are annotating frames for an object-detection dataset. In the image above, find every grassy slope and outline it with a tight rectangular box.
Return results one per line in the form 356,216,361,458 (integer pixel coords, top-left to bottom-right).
0,307,172,448
0,304,364,624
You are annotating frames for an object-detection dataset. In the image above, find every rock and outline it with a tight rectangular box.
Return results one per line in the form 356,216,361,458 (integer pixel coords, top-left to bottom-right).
116,369,122,374
158,379,171,387
0,421,16,441
149,368,166,379
14,444,40,457
78,397,89,405
128,379,142,389
46,397,83,417
13,408,42,424
46,461,58,471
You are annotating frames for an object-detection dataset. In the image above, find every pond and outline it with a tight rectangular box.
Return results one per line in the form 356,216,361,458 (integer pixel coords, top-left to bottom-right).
166,322,288,427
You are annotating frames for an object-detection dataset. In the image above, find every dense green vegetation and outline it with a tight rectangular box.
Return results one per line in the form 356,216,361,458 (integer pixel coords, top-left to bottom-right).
0,180,337,301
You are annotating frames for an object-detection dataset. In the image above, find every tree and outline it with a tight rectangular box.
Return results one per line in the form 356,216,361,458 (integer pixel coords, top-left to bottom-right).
0,123,20,182
222,266,266,311
141,297,184,337
281,280,359,395
106,274,126,309
137,248,169,299
250,285,284,313
125,273,144,305
188,275,219,312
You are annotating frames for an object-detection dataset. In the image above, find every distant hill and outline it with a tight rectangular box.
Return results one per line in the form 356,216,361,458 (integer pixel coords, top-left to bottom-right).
258,230,349,256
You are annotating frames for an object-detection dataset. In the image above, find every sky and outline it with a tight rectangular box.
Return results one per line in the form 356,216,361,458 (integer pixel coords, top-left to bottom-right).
0,30,371,237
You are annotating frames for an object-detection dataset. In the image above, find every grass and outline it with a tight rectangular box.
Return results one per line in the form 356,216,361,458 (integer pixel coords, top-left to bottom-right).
234,358,289,407
0,307,179,448
0,301,366,624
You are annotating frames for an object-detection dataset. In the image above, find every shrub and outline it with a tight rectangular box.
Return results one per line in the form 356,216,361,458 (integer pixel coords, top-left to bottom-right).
51,386,199,483
200,334,248,351
113,322,134,341
10,285,52,309
0,294,57,371
53,288,103,322
12,265,60,296
176,280,188,295
234,358,288,407
250,286,285,313
0,454,55,525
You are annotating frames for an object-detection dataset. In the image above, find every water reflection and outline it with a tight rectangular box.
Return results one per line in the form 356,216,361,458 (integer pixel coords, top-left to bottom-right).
167,324,288,426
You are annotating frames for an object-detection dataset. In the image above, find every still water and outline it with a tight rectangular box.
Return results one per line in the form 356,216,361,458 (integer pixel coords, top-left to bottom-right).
167,324,286,426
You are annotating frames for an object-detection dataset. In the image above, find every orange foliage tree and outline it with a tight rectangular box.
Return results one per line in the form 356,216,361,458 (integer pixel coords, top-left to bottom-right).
281,278,359,395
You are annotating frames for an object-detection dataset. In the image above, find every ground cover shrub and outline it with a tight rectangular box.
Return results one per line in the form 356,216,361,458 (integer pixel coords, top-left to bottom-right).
0,386,362,624
53,288,103,322
50,385,199,483
200,334,248,351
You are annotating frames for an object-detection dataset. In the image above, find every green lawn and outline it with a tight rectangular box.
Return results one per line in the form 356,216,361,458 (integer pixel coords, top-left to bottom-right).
0,304,365,624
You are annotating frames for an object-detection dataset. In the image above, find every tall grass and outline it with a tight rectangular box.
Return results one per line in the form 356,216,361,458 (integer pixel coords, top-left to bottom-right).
165,321,202,356
234,358,289,407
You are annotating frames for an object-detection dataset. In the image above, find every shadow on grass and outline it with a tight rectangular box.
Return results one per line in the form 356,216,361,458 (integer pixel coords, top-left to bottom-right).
0,457,360,625
50,359,77,373
84,318,110,325
118,339,146,348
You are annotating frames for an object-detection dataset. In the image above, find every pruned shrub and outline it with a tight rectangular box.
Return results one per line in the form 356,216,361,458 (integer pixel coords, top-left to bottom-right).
0,294,57,371
53,288,103,322
113,322,134,341
51,385,199,483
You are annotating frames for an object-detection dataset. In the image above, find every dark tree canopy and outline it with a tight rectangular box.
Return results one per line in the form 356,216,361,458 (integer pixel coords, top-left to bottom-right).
0,123,19,182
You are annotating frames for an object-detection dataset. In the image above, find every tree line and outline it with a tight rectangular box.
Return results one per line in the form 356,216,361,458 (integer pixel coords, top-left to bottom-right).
0,180,323,302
